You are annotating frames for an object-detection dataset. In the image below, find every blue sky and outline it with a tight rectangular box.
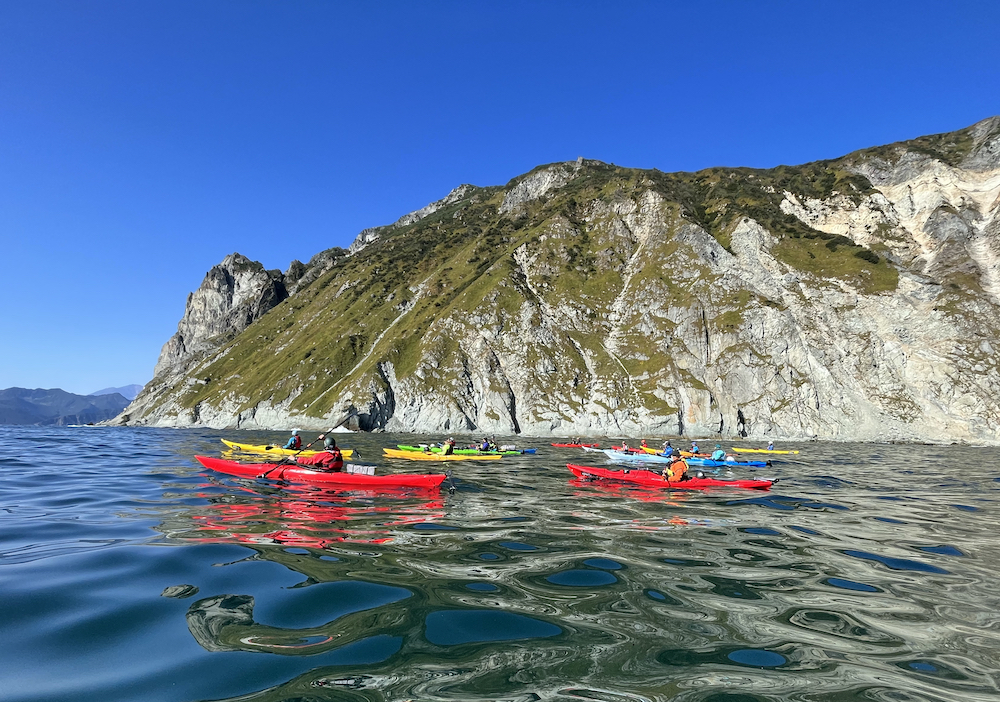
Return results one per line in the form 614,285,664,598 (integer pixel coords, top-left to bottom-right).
1,1,997,394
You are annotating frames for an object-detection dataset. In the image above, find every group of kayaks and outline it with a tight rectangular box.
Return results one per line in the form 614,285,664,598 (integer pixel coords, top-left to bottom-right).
196,438,789,493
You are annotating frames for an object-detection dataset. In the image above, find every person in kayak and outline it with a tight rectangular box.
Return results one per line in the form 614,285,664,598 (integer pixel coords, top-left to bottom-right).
480,437,491,452
767,441,775,450
442,438,456,456
661,440,672,453
296,438,344,472
283,429,302,450
665,449,688,481
711,444,726,461
690,441,700,455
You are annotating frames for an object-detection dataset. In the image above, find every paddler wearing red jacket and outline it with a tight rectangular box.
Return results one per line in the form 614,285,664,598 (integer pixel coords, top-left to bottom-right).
297,436,344,472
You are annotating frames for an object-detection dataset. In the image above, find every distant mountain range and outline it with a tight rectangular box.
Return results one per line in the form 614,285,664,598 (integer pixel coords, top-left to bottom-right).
0,387,132,425
90,384,143,401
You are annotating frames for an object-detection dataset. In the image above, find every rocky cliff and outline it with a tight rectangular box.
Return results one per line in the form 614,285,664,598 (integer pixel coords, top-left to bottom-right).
117,117,1000,443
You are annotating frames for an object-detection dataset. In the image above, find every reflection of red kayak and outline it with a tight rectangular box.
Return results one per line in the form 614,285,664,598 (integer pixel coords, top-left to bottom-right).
567,464,775,491
195,455,447,489
551,443,600,448
185,486,446,547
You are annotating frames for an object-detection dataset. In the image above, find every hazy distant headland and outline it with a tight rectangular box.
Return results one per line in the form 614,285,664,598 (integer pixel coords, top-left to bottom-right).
0,387,132,425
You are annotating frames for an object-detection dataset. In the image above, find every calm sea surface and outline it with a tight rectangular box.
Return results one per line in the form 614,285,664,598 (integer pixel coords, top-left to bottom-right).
2,425,999,702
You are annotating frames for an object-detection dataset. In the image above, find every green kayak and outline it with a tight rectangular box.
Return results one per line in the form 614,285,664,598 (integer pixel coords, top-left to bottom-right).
396,444,530,456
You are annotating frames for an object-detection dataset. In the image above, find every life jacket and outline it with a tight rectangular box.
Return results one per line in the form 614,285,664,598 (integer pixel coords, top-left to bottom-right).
291,435,302,449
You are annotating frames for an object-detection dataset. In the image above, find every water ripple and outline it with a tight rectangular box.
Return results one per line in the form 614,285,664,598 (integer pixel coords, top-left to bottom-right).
3,427,1000,702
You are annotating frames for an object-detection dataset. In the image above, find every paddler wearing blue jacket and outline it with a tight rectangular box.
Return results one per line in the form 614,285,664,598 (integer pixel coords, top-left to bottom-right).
711,444,726,461
283,429,302,450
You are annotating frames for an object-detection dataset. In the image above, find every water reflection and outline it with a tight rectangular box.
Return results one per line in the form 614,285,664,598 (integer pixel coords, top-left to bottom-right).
186,580,412,655
168,482,445,548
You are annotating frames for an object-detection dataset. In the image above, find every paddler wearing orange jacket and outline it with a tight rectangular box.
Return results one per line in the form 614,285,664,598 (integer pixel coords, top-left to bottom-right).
666,449,688,481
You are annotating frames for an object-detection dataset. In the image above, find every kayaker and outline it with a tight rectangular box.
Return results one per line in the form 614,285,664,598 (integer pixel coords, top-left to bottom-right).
767,441,775,450
480,437,491,452
640,439,648,449
690,441,700,455
442,438,456,456
283,429,302,450
660,440,672,454
666,449,688,481
711,444,726,461
296,440,344,472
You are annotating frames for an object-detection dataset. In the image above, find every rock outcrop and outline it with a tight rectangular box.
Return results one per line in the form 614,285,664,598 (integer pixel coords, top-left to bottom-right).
115,118,1000,443
153,253,289,377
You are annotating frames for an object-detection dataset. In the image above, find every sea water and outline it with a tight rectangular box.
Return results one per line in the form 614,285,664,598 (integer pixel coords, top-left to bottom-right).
1,425,998,701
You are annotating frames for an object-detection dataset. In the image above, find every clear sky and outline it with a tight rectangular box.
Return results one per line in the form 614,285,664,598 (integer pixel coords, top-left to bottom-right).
1,1,997,394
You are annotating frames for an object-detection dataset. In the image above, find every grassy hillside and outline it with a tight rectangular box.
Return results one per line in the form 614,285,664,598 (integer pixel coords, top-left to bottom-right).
136,119,1000,436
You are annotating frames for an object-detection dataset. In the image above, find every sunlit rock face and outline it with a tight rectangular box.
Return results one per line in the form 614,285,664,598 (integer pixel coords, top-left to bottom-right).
153,253,288,377
117,118,1000,444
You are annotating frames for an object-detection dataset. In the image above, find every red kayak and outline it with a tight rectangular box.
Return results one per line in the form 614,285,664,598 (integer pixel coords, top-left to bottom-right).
195,455,447,489
551,442,600,448
567,464,775,491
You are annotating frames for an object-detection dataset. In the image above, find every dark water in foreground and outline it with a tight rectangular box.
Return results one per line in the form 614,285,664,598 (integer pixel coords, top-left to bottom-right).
2,426,999,702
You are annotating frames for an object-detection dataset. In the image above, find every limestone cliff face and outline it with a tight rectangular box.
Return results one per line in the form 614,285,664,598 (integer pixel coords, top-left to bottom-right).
118,117,1000,443
154,253,288,377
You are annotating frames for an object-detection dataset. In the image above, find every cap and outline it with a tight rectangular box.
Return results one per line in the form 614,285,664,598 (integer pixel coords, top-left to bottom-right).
715,444,721,449
292,428,300,434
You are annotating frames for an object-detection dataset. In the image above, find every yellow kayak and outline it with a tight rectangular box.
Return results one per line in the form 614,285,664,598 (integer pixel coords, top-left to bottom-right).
731,447,799,455
382,448,502,461
221,439,354,459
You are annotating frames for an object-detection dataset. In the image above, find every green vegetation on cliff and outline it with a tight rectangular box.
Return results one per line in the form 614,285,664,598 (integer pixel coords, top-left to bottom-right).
150,119,1000,434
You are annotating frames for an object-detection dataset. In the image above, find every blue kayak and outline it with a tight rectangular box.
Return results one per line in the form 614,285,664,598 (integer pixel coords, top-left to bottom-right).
685,456,769,468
